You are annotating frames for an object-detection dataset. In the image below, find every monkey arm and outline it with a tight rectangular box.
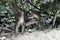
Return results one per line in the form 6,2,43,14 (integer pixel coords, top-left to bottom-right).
25,21,38,26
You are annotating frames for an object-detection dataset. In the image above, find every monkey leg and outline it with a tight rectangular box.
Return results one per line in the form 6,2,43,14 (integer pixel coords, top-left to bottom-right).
21,24,25,34
15,21,21,34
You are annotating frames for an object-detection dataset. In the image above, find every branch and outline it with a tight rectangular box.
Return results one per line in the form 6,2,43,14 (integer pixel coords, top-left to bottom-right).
0,27,12,31
52,13,57,28
12,0,41,15
27,1,40,10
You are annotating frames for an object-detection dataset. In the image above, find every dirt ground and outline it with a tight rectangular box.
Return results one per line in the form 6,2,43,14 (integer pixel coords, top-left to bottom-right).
1,28,60,40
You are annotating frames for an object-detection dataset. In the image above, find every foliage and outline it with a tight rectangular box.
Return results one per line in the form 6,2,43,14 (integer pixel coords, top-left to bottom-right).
0,0,60,34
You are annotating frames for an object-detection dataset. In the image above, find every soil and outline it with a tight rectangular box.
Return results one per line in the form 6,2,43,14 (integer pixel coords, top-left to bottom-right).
1,28,60,40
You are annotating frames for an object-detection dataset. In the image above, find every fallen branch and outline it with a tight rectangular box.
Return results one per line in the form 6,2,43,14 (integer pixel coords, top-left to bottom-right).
0,27,12,32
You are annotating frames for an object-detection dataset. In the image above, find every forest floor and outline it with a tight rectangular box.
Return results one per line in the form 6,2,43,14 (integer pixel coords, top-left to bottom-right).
1,28,60,40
